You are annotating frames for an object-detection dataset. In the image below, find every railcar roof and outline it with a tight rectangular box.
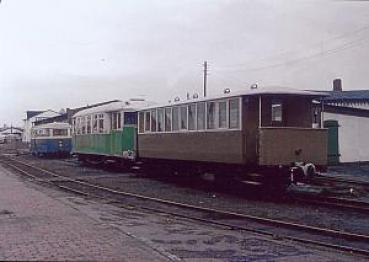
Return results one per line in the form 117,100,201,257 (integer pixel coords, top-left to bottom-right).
32,122,71,129
140,86,328,110
73,99,156,117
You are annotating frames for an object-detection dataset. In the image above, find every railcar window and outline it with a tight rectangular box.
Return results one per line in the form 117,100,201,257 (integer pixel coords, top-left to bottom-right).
81,117,86,134
180,106,187,130
124,112,137,125
207,102,215,129
76,118,81,134
144,111,151,132
75,118,78,134
229,99,240,129
87,116,91,134
93,115,98,133
165,108,172,131
218,101,227,128
197,102,205,130
172,107,179,131
139,112,145,133
271,100,282,122
157,109,164,132
188,104,196,130
112,112,117,130
37,129,50,137
117,112,122,129
72,119,76,134
53,129,68,137
151,110,157,132
98,114,104,133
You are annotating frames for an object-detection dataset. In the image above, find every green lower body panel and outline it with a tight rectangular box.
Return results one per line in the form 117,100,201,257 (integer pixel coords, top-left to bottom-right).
72,127,136,159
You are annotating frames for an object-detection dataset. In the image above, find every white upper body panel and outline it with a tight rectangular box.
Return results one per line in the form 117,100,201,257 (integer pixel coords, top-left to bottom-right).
73,99,156,118
140,86,328,110
32,122,71,130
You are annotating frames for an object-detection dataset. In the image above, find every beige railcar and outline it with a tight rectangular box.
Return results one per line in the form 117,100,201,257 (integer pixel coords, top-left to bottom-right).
137,87,327,184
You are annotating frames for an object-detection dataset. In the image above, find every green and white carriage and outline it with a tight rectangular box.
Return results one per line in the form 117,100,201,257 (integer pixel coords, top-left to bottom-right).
72,99,153,165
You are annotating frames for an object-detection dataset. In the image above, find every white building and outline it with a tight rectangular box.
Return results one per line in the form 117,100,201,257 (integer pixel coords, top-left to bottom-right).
321,79,369,164
0,126,23,143
22,110,61,143
323,107,369,163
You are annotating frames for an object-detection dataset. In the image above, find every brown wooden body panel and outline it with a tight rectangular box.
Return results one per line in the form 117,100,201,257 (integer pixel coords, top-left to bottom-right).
137,94,327,169
138,131,245,164
258,127,328,166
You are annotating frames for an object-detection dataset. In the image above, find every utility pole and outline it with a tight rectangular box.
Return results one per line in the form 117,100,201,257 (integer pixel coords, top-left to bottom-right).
203,61,208,97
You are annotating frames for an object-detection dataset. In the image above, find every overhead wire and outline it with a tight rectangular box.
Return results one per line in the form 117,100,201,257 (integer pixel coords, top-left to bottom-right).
212,24,369,73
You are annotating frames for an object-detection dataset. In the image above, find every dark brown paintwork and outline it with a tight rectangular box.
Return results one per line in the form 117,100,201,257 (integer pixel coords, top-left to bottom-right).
138,131,245,164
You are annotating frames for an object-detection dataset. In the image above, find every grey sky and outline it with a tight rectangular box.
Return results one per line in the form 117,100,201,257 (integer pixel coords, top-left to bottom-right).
0,0,368,125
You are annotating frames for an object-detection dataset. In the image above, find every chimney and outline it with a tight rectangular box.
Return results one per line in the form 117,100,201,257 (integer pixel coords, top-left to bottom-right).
333,78,342,92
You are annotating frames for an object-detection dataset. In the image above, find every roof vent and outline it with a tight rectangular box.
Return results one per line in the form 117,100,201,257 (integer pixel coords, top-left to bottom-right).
130,98,145,101
333,79,342,92
250,84,258,90
224,88,231,94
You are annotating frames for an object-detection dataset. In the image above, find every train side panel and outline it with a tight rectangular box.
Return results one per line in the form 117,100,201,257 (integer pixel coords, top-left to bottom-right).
258,127,328,167
138,130,245,164
73,127,136,158
31,138,72,155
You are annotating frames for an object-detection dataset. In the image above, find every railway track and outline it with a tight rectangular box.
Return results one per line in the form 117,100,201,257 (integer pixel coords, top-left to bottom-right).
315,174,369,189
291,194,369,213
0,156,369,257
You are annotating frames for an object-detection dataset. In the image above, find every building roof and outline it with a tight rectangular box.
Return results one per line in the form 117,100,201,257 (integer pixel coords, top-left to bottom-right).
324,104,369,118
26,111,45,120
322,90,369,102
0,127,23,133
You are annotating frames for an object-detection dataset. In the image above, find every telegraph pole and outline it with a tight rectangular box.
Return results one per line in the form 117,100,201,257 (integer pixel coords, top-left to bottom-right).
203,61,208,97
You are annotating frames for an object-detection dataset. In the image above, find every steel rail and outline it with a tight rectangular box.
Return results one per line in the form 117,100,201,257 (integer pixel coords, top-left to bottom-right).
292,195,369,213
1,156,369,257
315,174,369,188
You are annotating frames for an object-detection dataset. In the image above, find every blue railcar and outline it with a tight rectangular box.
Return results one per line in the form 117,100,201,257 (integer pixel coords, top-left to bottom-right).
31,122,72,157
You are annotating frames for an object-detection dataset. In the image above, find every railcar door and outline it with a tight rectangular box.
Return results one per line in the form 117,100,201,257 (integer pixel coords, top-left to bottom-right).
324,120,340,165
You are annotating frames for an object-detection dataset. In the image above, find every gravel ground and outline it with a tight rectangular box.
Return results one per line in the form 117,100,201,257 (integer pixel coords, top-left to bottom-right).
24,171,365,262
10,152,369,237
326,164,369,182
2,145,367,261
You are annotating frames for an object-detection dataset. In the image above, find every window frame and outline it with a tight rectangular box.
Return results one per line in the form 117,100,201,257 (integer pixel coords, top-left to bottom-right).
217,100,229,129
206,101,216,130
157,108,165,132
165,107,172,132
229,98,241,130
150,109,157,132
271,99,283,123
98,113,105,133
53,128,68,137
188,103,197,131
138,96,242,134
180,105,188,131
144,111,151,132
172,106,180,131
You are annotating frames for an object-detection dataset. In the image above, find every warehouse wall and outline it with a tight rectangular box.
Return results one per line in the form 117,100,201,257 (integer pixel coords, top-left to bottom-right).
324,112,369,163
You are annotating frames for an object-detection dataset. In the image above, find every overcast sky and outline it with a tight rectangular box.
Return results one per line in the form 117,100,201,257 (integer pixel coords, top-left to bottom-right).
0,0,369,125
